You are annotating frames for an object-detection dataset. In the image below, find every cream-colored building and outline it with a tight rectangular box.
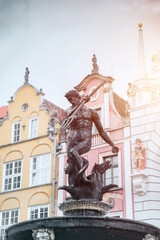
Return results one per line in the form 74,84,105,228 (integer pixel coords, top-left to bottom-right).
0,69,64,240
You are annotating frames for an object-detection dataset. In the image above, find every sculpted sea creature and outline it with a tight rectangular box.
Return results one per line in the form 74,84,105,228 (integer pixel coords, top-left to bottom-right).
59,160,118,201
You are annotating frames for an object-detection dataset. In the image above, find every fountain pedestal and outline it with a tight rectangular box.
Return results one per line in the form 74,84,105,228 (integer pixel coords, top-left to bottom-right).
59,199,111,216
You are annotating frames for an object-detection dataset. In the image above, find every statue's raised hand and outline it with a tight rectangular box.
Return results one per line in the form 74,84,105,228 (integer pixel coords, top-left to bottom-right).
82,95,90,103
112,145,119,153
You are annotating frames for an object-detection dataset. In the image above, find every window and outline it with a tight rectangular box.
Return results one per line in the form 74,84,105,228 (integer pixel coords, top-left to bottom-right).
29,117,38,139
30,153,51,186
103,155,119,187
12,122,21,143
29,205,49,220
92,108,101,135
3,160,22,192
0,209,19,240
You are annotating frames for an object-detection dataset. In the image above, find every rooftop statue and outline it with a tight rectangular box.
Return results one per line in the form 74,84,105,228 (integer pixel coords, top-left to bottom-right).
91,54,99,74
24,67,30,85
58,81,119,201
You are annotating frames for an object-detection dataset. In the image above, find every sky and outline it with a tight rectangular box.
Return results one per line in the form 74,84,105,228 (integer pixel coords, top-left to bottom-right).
1,0,160,109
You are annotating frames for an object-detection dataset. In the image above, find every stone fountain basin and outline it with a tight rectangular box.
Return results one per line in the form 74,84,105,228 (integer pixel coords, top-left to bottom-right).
6,216,160,240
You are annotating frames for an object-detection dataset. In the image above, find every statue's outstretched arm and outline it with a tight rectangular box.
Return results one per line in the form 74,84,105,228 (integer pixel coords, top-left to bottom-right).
92,110,119,153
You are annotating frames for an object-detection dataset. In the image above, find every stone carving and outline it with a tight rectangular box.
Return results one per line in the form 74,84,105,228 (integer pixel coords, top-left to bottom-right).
132,173,147,196
32,229,55,240
152,51,160,71
127,82,136,96
58,86,119,201
106,197,115,208
47,111,59,140
150,89,160,103
134,138,145,171
142,234,159,240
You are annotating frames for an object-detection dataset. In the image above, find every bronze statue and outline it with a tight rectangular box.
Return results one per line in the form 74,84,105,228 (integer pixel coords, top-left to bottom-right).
60,160,117,201
58,83,119,200
64,89,118,185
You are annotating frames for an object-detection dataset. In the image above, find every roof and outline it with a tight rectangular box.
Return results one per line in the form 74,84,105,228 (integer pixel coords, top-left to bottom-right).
42,99,66,123
0,106,8,119
113,92,128,118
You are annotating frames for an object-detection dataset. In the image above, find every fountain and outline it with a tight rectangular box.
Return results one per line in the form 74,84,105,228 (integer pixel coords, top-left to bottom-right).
6,84,160,240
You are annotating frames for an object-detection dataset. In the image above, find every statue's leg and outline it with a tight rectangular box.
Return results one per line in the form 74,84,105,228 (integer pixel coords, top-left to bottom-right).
70,139,91,171
65,140,75,172
68,164,78,186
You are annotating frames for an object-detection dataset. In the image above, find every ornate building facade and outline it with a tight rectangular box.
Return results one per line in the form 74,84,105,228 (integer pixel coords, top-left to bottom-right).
0,70,65,240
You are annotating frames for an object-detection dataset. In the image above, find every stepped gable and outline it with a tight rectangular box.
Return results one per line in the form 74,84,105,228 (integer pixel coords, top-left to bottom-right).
0,106,8,119
113,92,128,118
42,99,65,123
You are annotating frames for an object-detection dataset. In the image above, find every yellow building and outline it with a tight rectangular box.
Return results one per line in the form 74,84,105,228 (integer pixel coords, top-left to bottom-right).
0,69,65,239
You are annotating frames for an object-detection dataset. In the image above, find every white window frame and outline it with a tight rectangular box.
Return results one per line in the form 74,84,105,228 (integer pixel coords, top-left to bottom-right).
99,150,122,188
30,153,51,187
12,121,21,143
2,160,22,192
0,209,19,240
29,117,38,139
28,204,49,220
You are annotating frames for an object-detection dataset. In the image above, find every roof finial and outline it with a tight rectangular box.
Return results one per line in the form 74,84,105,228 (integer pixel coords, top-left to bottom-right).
137,23,146,78
91,54,99,74
138,23,143,29
24,67,30,85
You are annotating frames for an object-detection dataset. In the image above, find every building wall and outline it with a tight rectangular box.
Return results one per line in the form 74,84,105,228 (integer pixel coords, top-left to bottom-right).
0,83,61,238
130,102,160,227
